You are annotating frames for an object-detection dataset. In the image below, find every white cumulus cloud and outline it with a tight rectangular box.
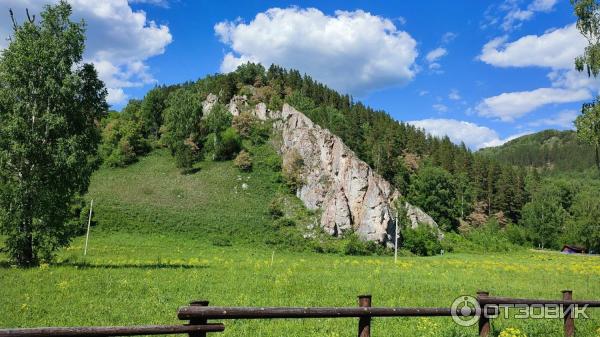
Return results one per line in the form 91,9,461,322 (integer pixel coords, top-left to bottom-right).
408,118,529,149
0,0,172,105
476,88,590,122
528,110,577,128
214,7,418,96
479,24,586,69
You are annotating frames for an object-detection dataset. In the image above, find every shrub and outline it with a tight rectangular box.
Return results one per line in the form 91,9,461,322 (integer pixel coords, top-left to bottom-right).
214,127,241,160
249,121,272,145
264,152,283,172
402,225,442,256
268,94,283,112
268,197,285,219
465,219,516,252
234,150,252,172
505,223,528,246
100,113,150,167
344,233,385,256
282,149,304,191
232,112,257,138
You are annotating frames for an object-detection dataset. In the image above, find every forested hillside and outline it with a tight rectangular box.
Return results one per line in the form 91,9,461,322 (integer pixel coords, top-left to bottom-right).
99,63,600,253
479,130,596,172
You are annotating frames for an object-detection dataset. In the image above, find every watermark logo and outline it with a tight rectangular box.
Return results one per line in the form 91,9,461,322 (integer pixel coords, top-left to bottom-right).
451,295,480,327
450,295,590,327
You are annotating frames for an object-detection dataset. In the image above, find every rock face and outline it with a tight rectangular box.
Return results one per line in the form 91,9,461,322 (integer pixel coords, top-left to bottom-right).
255,103,439,245
206,94,439,245
227,95,248,116
202,93,218,115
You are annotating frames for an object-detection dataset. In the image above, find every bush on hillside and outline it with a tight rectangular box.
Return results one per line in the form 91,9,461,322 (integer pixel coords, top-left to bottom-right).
214,127,242,160
234,150,252,172
344,233,387,256
268,196,285,219
232,112,257,138
249,121,272,145
100,112,150,167
282,149,304,191
402,226,441,256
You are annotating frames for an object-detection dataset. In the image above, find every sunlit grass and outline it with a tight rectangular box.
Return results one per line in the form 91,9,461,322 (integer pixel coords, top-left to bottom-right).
0,150,599,336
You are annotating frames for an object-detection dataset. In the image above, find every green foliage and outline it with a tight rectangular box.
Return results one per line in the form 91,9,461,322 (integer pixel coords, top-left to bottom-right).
273,217,296,229
572,0,600,77
232,112,257,138
520,185,569,249
464,219,517,252
100,111,150,167
282,149,304,192
139,87,168,140
408,166,459,231
575,99,600,171
401,226,441,256
203,103,232,136
214,127,241,161
568,188,600,252
504,223,528,246
162,87,203,169
268,196,285,219
343,233,388,256
233,150,252,172
0,1,106,266
234,62,266,86
478,130,596,171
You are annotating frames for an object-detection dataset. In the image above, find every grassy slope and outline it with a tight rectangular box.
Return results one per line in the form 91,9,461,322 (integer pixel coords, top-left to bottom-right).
86,148,284,246
1,150,599,336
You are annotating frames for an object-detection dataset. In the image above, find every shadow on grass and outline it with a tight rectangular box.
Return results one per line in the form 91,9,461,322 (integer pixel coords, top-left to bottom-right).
0,260,210,270
181,167,201,175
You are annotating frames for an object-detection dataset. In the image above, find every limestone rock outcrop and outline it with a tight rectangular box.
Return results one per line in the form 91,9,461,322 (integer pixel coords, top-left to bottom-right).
227,95,248,116
253,102,439,245
202,93,218,115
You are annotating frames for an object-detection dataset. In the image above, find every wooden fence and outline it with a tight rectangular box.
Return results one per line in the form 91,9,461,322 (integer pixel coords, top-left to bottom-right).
1,290,598,337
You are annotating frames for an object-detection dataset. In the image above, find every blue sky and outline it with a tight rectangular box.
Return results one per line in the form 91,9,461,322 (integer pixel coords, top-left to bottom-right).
1,0,596,149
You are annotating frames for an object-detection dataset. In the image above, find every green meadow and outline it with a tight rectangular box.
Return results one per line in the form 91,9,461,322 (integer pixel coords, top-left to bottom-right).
1,150,599,337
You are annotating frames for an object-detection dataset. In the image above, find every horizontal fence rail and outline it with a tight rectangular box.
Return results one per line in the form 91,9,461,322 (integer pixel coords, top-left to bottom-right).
0,324,225,337
177,306,470,320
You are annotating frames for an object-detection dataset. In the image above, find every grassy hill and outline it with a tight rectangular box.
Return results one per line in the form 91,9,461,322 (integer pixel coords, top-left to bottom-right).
83,144,325,251
479,129,596,172
88,148,277,243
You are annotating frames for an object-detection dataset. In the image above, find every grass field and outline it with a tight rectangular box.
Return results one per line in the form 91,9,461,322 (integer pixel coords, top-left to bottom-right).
1,150,599,337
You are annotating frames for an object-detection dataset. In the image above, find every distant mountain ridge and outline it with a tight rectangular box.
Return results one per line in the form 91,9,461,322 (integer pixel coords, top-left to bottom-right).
478,129,595,172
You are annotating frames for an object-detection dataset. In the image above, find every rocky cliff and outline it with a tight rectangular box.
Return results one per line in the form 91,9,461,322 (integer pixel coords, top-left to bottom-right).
212,95,439,245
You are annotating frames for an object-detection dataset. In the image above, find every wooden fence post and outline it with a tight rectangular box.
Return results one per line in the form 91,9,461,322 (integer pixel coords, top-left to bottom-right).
188,300,209,337
357,295,371,337
562,290,575,337
477,291,490,337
